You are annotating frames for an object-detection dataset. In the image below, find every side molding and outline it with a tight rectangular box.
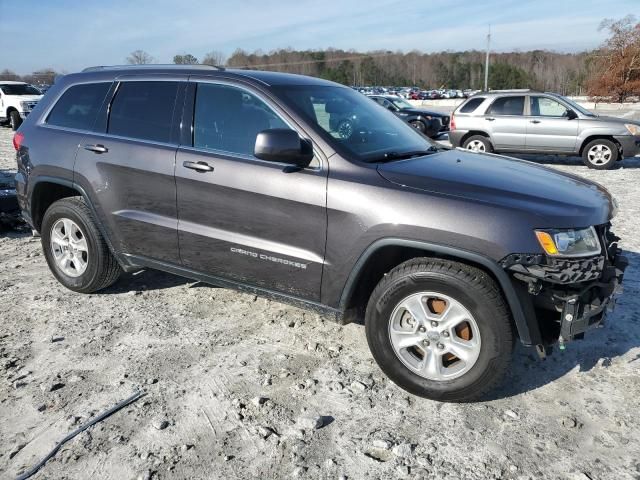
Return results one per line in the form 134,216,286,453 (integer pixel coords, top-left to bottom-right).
338,238,540,346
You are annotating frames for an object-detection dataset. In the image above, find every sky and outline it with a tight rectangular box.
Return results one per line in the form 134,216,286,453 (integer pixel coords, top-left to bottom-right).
0,0,637,74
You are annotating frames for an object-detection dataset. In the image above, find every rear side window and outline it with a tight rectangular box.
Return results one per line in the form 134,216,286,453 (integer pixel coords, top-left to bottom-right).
486,96,525,116
108,81,179,143
459,97,485,113
47,82,111,130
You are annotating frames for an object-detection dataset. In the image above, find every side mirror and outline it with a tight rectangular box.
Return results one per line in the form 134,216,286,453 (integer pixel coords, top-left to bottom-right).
566,109,578,120
254,129,313,167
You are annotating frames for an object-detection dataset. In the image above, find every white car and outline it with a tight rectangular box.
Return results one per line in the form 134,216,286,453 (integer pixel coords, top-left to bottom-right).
0,81,43,130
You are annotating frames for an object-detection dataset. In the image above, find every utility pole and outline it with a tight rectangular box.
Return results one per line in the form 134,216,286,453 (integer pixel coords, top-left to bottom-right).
484,25,491,91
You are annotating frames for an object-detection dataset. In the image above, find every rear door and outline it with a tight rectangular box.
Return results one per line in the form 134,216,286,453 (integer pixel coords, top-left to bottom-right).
483,95,527,150
525,95,579,152
73,76,186,264
175,80,328,301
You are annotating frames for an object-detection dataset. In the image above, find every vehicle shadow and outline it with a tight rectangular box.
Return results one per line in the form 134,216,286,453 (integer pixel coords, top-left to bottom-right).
101,268,190,294
513,153,640,169
487,249,640,400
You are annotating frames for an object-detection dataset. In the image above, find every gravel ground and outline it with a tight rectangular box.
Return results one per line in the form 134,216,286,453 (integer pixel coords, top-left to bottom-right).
1,124,640,480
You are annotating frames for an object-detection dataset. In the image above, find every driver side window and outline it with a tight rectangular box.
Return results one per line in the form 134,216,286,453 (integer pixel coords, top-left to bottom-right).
194,83,290,157
530,96,567,117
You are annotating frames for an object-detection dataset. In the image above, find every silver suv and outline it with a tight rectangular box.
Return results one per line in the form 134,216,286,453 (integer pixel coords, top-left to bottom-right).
449,90,640,169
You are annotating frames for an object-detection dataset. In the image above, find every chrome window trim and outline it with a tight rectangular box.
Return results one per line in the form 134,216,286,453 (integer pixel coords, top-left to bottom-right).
187,77,324,171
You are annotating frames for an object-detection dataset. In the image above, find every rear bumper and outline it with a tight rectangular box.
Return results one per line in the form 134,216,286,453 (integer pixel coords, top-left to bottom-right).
448,130,467,147
614,134,640,158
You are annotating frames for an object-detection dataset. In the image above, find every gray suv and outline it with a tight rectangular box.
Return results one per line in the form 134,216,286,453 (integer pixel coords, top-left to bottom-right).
449,90,640,169
14,66,627,402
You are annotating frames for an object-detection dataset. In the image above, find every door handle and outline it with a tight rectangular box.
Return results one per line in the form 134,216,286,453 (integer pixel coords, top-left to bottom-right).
530,120,541,124
83,144,108,154
485,117,495,121
183,160,214,173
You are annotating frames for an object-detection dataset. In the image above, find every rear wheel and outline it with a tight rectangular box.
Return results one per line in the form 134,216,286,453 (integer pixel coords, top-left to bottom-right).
9,111,22,131
582,139,618,170
41,197,122,293
365,258,513,402
462,135,492,153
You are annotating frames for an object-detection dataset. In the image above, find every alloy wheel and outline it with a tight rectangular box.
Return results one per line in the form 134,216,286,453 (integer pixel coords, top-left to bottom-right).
388,292,481,381
50,218,89,277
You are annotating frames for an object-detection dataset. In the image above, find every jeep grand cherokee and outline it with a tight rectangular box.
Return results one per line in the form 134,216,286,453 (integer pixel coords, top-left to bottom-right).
14,65,627,401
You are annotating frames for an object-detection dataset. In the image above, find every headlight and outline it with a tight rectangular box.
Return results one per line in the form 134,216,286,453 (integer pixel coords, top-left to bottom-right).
535,227,601,257
625,123,640,135
20,101,30,111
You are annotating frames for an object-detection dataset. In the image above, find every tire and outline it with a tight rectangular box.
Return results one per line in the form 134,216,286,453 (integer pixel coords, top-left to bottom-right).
365,257,513,402
337,119,354,139
41,197,122,293
462,135,492,153
582,139,618,170
409,120,426,133
9,111,22,131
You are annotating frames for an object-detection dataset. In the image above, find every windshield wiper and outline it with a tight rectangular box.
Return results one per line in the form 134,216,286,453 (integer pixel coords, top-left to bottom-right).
370,147,439,163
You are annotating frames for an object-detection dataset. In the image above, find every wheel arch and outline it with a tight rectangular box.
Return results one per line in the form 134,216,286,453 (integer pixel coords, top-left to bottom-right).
338,238,539,347
460,130,492,147
578,135,622,157
30,176,130,270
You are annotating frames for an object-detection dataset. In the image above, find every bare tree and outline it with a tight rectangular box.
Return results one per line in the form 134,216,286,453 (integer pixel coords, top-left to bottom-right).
587,15,640,102
202,50,226,66
173,54,199,65
0,69,20,81
126,50,155,65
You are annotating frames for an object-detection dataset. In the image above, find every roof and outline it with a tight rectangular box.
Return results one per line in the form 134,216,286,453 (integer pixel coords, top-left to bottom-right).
75,65,340,87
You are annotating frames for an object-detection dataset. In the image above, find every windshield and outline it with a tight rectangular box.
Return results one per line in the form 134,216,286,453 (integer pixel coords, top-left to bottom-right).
390,97,413,109
274,85,435,162
0,84,42,95
556,94,595,117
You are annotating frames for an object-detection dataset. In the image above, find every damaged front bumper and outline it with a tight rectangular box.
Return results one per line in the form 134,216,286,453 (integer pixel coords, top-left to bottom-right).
501,225,628,349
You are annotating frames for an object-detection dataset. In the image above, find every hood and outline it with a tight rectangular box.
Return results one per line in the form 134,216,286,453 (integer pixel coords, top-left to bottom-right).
15,95,42,103
377,149,614,228
400,107,443,117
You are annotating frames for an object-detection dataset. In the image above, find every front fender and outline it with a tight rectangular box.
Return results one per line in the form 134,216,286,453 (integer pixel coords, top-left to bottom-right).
337,238,540,347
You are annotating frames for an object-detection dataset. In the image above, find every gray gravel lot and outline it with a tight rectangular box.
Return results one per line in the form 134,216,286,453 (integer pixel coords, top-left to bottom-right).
1,125,639,480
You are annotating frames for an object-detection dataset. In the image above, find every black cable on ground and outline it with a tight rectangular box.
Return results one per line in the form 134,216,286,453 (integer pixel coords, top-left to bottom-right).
15,389,147,480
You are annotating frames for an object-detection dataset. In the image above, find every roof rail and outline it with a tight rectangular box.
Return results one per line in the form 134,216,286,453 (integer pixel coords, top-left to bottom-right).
81,64,225,72
487,89,537,93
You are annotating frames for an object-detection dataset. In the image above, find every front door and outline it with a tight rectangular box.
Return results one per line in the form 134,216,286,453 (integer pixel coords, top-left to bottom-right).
175,81,328,301
483,95,527,150
525,96,579,152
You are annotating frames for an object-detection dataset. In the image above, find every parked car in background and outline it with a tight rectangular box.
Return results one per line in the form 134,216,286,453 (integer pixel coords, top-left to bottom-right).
0,81,44,130
449,90,640,169
369,94,449,136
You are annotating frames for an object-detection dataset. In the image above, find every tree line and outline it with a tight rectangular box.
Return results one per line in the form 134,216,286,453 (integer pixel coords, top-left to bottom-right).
1,16,637,100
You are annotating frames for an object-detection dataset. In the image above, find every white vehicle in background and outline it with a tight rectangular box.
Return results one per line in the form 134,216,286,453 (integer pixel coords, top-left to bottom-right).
0,81,43,130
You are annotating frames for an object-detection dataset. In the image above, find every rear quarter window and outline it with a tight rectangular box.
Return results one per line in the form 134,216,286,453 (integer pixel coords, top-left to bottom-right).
46,82,111,130
459,97,485,113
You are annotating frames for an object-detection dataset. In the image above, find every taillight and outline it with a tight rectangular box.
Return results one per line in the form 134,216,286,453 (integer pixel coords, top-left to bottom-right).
450,115,456,131
13,132,24,151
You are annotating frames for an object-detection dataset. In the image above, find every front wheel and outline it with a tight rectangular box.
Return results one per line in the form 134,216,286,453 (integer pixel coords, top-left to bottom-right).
365,258,513,402
41,197,122,293
582,139,618,170
10,111,22,131
409,120,426,133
